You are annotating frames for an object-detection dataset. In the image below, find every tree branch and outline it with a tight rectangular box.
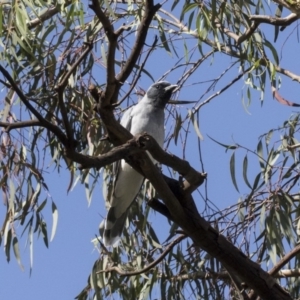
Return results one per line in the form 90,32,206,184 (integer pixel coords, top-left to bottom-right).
97,234,186,276
116,0,161,84
136,134,206,194
0,66,68,146
72,132,206,194
58,42,94,90
172,268,300,281
89,0,118,105
272,0,300,15
147,198,173,221
195,66,252,112
0,120,41,132
66,137,142,170
160,10,300,83
113,35,159,107
56,42,94,147
27,1,73,30
249,13,298,26
269,244,300,276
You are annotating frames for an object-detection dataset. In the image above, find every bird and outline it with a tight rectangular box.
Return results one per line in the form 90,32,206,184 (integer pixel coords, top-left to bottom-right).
103,81,178,247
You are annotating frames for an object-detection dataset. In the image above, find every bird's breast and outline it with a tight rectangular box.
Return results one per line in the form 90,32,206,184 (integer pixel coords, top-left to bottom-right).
130,106,164,147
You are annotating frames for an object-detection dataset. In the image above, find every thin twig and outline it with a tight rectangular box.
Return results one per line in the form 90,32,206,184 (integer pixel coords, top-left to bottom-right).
195,67,252,112
97,234,186,276
269,244,300,276
114,35,159,107
0,65,68,146
56,42,94,146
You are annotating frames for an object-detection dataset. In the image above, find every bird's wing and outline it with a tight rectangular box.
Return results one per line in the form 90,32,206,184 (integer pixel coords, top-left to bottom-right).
120,106,134,130
104,106,144,247
111,107,133,178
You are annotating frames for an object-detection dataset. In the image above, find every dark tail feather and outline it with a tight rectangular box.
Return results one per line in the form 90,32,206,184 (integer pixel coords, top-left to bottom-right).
103,207,128,247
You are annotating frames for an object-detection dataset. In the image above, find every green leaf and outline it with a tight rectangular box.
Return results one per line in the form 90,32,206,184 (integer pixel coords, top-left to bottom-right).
171,0,180,11
50,201,58,242
265,130,273,146
264,39,279,65
257,139,265,170
173,111,182,145
36,199,47,213
230,152,239,192
0,6,3,35
5,229,12,262
189,110,203,140
157,17,171,54
260,203,266,232
40,220,49,248
29,224,33,275
182,3,199,15
188,10,195,31
242,155,252,189
297,218,300,236
13,237,24,270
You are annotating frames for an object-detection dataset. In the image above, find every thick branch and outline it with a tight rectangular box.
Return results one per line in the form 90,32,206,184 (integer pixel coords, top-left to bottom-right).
172,268,300,281
249,13,298,26
0,120,41,132
137,134,206,194
89,0,114,39
89,0,118,105
147,198,173,221
116,0,161,84
74,133,206,194
27,1,72,30
66,138,142,170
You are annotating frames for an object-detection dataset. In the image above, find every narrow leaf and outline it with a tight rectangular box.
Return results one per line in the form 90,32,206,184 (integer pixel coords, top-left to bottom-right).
230,152,239,192
257,139,265,170
5,229,12,262
50,201,58,242
13,237,24,271
40,221,49,248
242,155,252,189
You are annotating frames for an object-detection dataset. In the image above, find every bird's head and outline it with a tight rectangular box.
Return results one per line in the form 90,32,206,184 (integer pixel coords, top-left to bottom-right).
146,81,178,108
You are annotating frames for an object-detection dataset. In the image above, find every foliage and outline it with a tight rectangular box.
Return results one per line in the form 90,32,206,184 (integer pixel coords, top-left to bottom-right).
1,0,300,299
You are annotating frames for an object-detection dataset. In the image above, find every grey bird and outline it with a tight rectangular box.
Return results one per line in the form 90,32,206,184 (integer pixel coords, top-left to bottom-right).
103,81,178,247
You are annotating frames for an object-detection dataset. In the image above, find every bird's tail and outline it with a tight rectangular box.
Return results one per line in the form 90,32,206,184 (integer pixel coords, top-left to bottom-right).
103,207,128,247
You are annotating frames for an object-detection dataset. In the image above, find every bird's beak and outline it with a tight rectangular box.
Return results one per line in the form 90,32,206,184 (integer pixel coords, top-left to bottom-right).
164,85,196,105
164,84,178,93
165,85,197,105
168,100,197,105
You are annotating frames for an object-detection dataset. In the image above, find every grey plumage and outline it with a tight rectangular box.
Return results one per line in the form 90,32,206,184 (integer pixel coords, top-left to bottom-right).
103,81,177,247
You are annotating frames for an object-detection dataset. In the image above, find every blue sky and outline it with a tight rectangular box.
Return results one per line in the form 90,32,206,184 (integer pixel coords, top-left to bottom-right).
1,2,300,300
